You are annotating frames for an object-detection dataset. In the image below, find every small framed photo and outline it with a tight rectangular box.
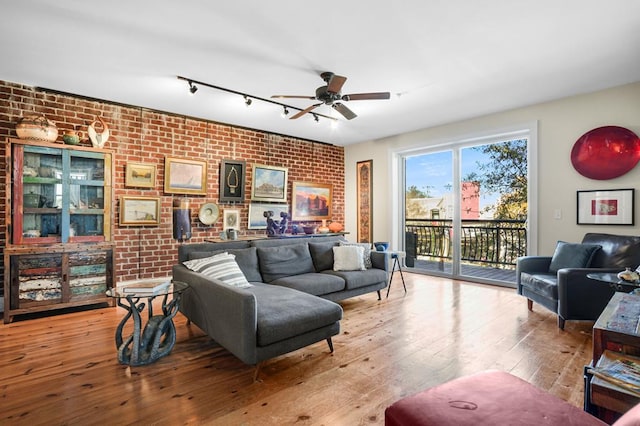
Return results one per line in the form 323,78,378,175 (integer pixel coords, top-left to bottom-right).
164,156,207,195
120,196,161,226
219,159,246,202
223,209,240,230
251,164,288,202
125,162,156,188
577,188,635,225
292,181,332,221
248,203,289,229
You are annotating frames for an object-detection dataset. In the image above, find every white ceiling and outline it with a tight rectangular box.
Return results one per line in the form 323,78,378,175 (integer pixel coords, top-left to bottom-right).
2,1,640,146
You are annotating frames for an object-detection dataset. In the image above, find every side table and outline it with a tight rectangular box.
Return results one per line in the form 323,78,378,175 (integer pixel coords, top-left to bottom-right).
385,251,407,298
106,281,189,366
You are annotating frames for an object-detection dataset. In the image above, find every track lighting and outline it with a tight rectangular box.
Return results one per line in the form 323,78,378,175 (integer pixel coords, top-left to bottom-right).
188,81,198,95
176,76,338,123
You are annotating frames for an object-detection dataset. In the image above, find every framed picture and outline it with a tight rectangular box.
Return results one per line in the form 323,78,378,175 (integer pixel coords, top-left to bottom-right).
125,162,156,188
357,160,373,243
164,156,207,195
577,189,634,225
219,159,245,202
120,196,161,226
223,209,240,230
248,203,289,229
292,181,332,221
251,164,288,202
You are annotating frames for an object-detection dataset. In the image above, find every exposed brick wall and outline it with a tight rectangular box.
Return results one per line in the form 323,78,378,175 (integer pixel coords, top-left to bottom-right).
0,80,344,287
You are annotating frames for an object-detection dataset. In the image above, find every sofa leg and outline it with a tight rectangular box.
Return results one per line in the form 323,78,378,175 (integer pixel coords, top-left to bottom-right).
326,337,334,353
527,299,533,311
558,317,565,330
253,362,263,382
377,290,381,301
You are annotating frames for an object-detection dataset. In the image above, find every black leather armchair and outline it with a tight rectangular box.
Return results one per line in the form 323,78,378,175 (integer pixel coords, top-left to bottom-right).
517,233,640,329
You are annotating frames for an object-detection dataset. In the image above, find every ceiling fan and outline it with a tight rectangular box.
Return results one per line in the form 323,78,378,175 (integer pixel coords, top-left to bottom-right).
271,72,390,120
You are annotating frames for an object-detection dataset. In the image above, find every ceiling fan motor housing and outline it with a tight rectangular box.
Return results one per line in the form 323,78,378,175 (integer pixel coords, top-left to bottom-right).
316,86,341,104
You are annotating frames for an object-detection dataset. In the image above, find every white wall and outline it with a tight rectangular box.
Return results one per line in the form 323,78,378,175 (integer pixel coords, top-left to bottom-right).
344,81,640,255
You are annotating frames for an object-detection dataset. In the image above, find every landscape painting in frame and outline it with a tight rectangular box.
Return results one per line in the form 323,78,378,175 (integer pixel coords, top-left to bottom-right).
251,164,288,202
125,162,156,188
164,156,207,195
292,182,332,221
248,203,289,229
120,196,160,226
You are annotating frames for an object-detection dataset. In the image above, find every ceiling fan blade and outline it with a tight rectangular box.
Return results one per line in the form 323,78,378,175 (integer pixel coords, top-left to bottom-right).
341,92,391,101
290,103,322,119
327,74,347,93
332,102,357,120
271,95,316,100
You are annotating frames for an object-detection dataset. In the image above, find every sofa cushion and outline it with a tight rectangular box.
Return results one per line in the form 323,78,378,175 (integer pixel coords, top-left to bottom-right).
520,272,558,299
549,241,601,273
582,233,640,269
309,241,339,271
257,244,315,283
333,245,366,271
271,272,345,295
249,283,343,347
182,252,252,288
322,268,388,290
339,241,372,268
187,247,262,282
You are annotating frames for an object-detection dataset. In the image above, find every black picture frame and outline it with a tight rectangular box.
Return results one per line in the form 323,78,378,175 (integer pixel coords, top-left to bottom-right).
219,159,246,202
577,188,635,225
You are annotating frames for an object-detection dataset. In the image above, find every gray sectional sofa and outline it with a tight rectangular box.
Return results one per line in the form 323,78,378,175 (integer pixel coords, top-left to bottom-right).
172,235,389,371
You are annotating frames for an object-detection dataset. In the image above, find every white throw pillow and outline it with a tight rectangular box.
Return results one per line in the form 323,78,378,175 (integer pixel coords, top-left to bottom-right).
339,241,372,268
183,252,252,288
333,246,366,271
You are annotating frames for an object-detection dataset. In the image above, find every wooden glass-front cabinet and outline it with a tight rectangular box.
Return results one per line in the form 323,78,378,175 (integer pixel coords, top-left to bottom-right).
4,138,115,323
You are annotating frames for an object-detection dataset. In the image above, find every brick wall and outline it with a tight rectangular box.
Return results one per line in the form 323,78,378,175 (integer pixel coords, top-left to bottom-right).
0,80,344,287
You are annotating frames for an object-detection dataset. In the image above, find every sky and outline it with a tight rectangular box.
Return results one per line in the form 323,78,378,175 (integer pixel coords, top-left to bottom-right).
405,146,500,214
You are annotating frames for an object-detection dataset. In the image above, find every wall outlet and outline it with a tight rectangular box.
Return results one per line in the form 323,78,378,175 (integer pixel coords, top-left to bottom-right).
554,209,562,219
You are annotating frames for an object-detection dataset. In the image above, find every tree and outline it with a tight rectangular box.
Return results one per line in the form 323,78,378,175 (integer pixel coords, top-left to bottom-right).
471,139,527,220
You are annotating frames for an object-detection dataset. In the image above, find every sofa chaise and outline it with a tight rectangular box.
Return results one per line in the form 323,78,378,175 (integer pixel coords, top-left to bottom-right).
172,235,389,375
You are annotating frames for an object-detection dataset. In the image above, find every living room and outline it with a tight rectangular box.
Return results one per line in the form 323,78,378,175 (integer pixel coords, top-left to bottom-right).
2,2,640,425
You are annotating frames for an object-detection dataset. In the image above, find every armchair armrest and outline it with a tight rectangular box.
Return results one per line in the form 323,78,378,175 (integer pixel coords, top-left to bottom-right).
556,267,618,321
516,256,552,287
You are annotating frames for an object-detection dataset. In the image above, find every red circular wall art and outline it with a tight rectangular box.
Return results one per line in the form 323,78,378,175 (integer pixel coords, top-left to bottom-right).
571,126,640,180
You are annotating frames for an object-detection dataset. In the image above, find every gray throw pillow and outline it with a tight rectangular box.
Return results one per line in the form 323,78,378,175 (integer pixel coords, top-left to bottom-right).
548,241,601,273
257,244,315,283
309,241,339,271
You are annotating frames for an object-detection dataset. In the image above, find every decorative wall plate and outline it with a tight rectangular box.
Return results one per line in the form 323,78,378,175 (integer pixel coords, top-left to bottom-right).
571,126,640,180
198,202,219,225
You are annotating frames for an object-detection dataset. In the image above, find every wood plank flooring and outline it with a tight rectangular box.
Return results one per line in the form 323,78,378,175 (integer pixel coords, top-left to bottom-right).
0,273,594,425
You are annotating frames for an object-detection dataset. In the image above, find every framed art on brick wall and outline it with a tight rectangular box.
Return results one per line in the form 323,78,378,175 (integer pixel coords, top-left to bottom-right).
125,162,156,188
164,156,207,195
120,196,160,226
292,182,332,221
356,160,373,243
219,159,245,202
251,164,288,202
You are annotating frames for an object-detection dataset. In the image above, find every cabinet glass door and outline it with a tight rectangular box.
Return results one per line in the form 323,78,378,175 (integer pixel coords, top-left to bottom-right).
68,151,105,241
20,145,63,243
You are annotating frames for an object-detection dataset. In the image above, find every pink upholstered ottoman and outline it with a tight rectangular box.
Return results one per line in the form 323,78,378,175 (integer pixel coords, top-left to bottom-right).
385,370,606,426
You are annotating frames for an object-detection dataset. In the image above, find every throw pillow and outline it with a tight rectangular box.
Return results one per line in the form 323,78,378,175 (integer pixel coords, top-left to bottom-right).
339,241,372,268
183,252,252,288
548,241,602,273
333,245,366,271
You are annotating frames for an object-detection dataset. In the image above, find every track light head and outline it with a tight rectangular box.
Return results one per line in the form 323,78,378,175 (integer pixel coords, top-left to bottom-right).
188,81,198,95
313,114,319,122
281,106,289,118
244,96,252,106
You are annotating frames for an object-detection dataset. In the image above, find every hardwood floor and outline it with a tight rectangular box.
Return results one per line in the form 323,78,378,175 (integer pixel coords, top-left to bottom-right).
0,273,594,425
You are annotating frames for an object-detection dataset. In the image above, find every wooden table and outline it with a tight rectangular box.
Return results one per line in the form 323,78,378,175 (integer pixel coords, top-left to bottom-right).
586,292,640,422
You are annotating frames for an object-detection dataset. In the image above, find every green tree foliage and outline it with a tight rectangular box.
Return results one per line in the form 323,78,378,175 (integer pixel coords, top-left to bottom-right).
471,139,527,219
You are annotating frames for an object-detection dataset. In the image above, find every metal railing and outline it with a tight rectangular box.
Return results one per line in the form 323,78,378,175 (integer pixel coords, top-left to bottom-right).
406,219,527,268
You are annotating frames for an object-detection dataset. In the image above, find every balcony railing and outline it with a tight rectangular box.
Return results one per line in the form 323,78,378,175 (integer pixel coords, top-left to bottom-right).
406,219,527,268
